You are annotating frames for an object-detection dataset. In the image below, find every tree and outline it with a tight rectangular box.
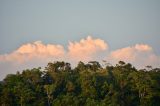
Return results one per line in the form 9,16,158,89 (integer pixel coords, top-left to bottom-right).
1,61,160,106
13,82,35,106
44,84,56,106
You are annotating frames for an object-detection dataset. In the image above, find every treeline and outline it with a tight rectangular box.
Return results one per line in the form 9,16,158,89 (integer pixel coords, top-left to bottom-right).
0,61,160,106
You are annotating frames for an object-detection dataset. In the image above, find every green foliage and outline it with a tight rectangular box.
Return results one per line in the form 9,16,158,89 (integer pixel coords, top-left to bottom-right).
0,61,160,106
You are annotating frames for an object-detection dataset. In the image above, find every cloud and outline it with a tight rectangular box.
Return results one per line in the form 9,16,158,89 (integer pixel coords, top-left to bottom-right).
0,41,66,80
0,36,108,80
0,36,160,80
67,36,108,61
0,41,65,63
134,44,152,51
0,36,108,63
107,44,160,68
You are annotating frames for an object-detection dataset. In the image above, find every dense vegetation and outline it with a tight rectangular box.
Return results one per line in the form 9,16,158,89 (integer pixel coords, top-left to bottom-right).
0,61,160,106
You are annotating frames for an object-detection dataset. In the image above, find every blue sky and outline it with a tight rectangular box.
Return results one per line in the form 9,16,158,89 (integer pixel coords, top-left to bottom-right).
0,0,160,80
0,0,160,54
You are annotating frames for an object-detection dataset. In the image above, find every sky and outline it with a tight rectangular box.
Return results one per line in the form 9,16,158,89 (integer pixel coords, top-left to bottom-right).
0,0,160,80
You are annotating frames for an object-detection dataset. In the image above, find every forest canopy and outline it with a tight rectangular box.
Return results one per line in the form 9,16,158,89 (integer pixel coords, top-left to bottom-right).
0,61,160,106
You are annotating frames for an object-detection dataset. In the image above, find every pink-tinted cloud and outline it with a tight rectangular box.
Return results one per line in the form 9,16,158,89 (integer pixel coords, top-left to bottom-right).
0,36,160,80
0,36,109,80
0,41,65,63
0,36,108,64
134,44,152,51
67,36,108,61
107,44,160,68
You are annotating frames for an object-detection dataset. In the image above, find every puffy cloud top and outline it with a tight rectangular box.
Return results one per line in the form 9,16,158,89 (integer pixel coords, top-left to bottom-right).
0,36,159,80
135,44,152,51
16,41,65,56
0,36,108,63
107,44,160,68
0,41,65,63
68,36,108,61
109,44,152,61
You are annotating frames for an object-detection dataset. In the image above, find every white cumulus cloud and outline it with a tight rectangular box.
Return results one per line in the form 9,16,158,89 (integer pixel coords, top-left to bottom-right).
67,36,108,61
0,36,109,80
0,36,160,80
107,44,160,68
0,41,65,63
